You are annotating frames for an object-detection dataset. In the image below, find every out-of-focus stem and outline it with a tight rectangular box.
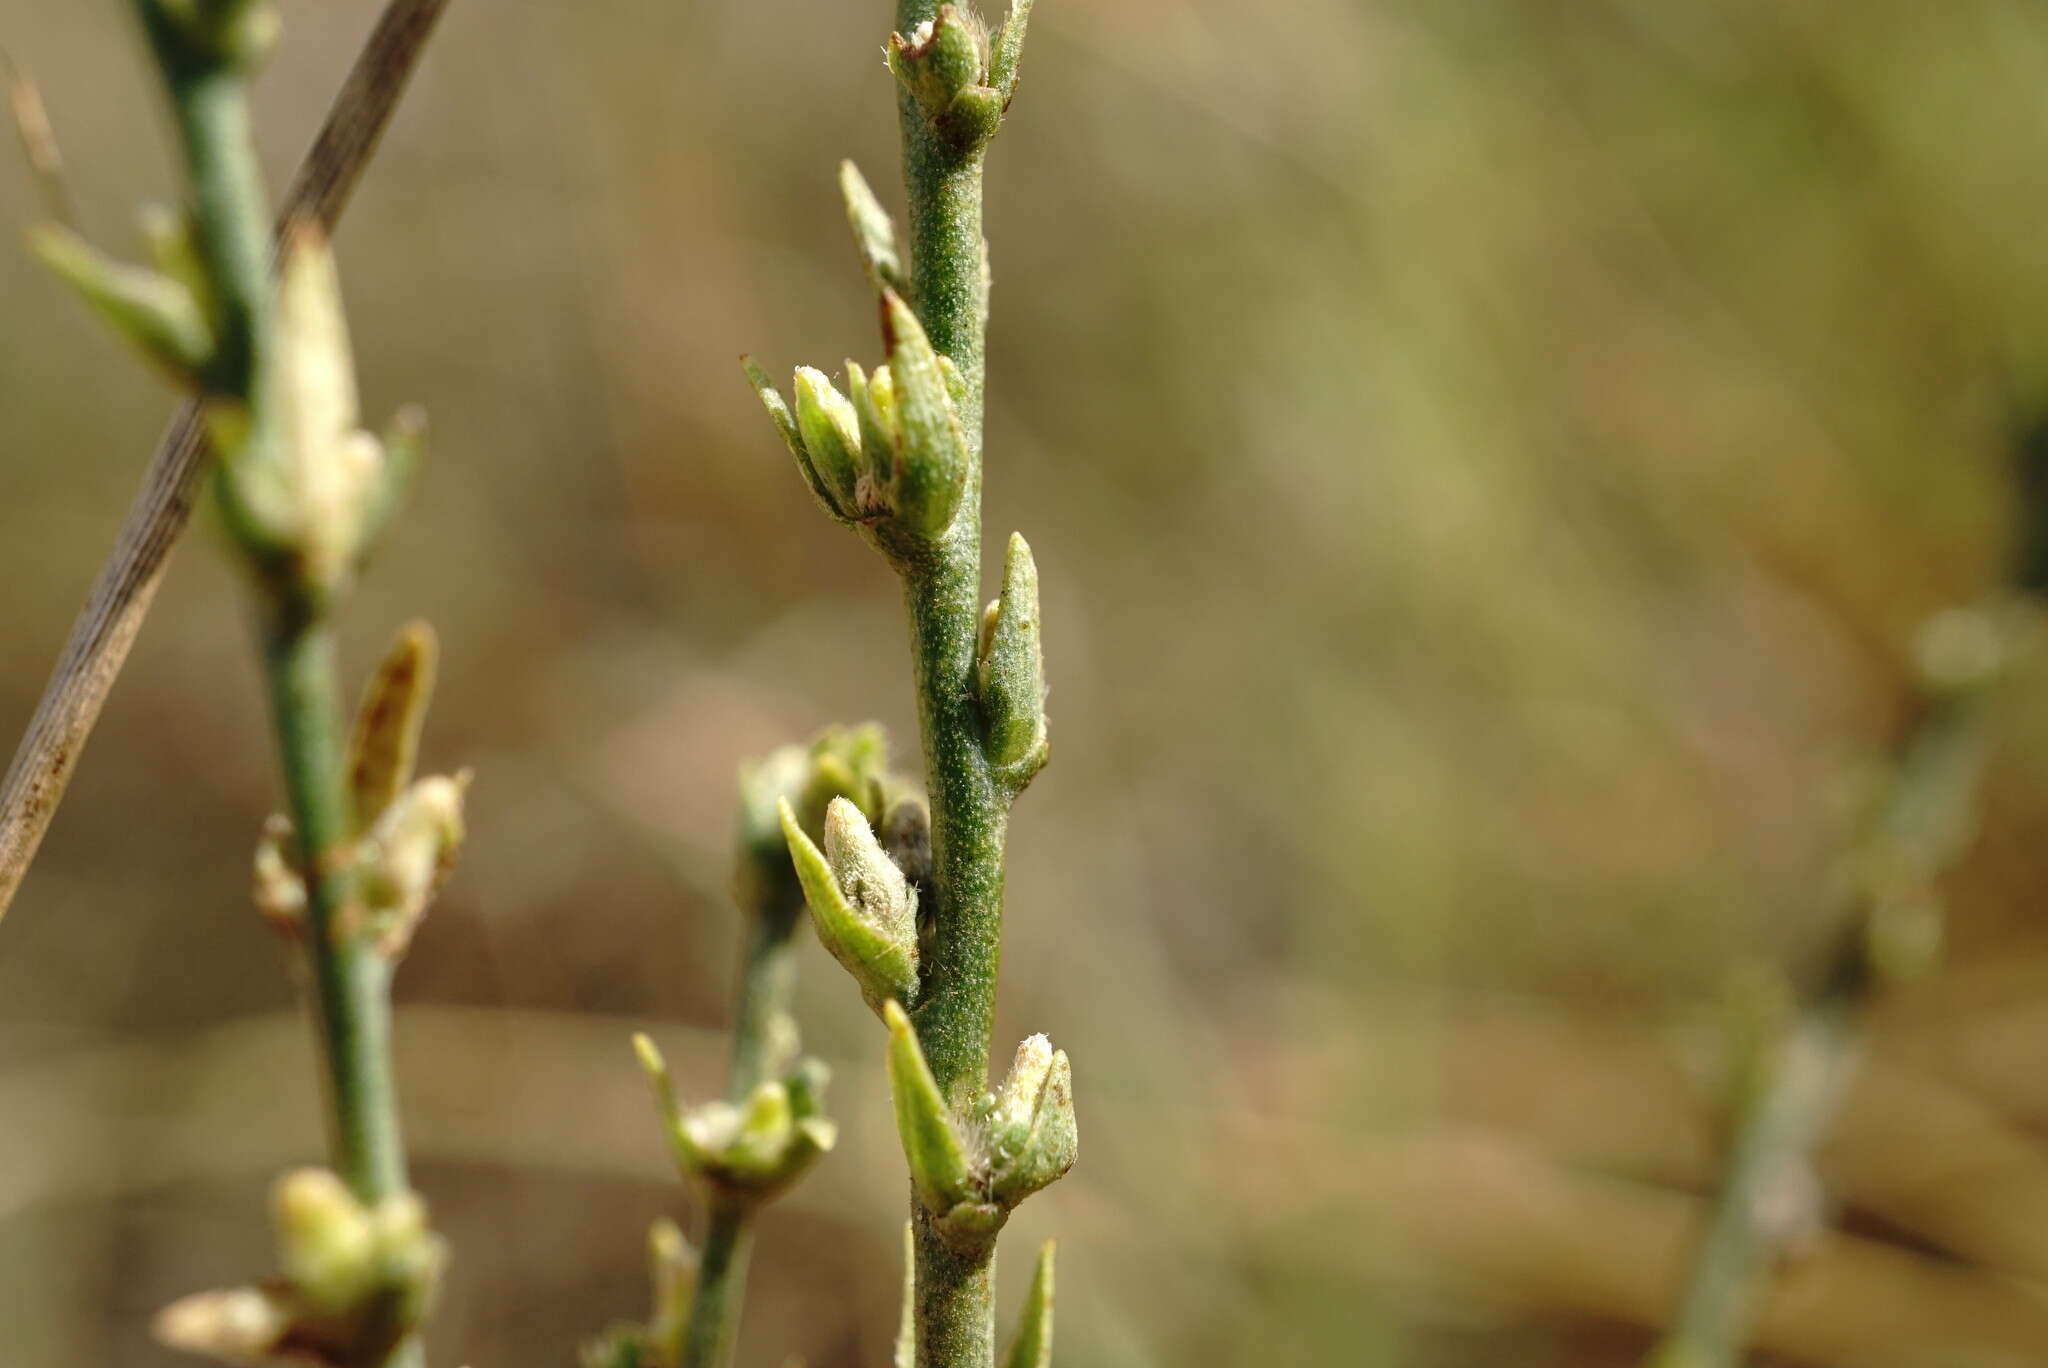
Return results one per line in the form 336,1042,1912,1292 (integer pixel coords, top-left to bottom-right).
1649,662,1998,1368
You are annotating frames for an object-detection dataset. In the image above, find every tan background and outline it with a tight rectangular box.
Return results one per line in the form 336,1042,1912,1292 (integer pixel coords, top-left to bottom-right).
5,1,2048,1364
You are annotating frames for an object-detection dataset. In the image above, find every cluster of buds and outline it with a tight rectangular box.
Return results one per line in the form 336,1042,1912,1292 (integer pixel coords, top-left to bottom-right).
748,290,972,544
154,1168,443,1368
733,724,915,921
37,217,422,604
254,623,468,956
634,1027,838,1209
886,0,1036,151
581,1217,697,1368
885,1001,1076,1253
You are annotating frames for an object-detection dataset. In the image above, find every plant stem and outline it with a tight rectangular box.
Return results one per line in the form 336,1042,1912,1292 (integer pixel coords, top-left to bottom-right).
724,897,802,1099
1649,662,1997,1368
133,8,425,1364
891,3,1008,1362
1650,962,1861,1368
264,614,421,1368
669,892,800,1367
261,616,411,1202
679,1204,755,1368
0,0,449,925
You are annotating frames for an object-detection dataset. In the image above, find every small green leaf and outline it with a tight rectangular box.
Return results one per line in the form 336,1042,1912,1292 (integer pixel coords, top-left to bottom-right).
840,160,905,293
1000,1241,1055,1368
794,367,863,510
884,999,976,1214
32,224,215,384
988,0,1036,104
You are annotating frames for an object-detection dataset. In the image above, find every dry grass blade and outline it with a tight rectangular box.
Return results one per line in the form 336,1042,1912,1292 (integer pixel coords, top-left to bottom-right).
0,0,452,923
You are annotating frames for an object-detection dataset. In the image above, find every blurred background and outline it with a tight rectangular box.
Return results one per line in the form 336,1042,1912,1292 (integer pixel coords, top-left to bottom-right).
6,0,2048,1363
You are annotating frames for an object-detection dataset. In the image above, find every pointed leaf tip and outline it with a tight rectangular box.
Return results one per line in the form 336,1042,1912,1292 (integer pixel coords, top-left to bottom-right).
1000,1241,1055,1368
347,620,439,834
886,1001,975,1213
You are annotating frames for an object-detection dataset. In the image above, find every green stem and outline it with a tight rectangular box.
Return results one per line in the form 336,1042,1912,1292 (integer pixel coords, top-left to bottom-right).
261,617,411,1202
724,898,802,1099
893,4,1006,1363
678,1204,755,1368
1650,673,1997,1368
670,894,801,1367
133,9,424,1365
1650,966,1862,1368
134,10,272,402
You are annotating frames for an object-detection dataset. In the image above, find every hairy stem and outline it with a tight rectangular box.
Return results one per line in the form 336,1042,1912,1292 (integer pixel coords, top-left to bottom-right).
892,2,1007,1362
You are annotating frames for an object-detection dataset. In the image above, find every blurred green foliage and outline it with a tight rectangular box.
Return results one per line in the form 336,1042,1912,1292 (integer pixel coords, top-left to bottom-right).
9,1,2048,1364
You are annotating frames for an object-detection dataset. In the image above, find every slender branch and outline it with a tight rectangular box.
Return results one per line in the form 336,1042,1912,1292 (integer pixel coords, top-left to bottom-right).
1648,620,2003,1368
888,4,1010,1362
0,0,450,925
1649,956,1863,1368
679,1204,755,1368
263,616,410,1201
103,7,452,1364
672,891,799,1368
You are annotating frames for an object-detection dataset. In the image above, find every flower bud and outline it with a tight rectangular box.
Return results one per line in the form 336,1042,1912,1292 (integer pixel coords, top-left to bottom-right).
883,1014,1080,1252
158,1166,444,1367
1001,1241,1055,1368
355,771,469,957
153,1288,293,1365
734,725,895,920
979,1035,1076,1207
794,366,864,513
887,6,1003,147
252,813,305,936
783,796,919,1011
274,1168,377,1310
977,533,1048,777
633,1033,837,1206
216,223,406,596
879,290,971,535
